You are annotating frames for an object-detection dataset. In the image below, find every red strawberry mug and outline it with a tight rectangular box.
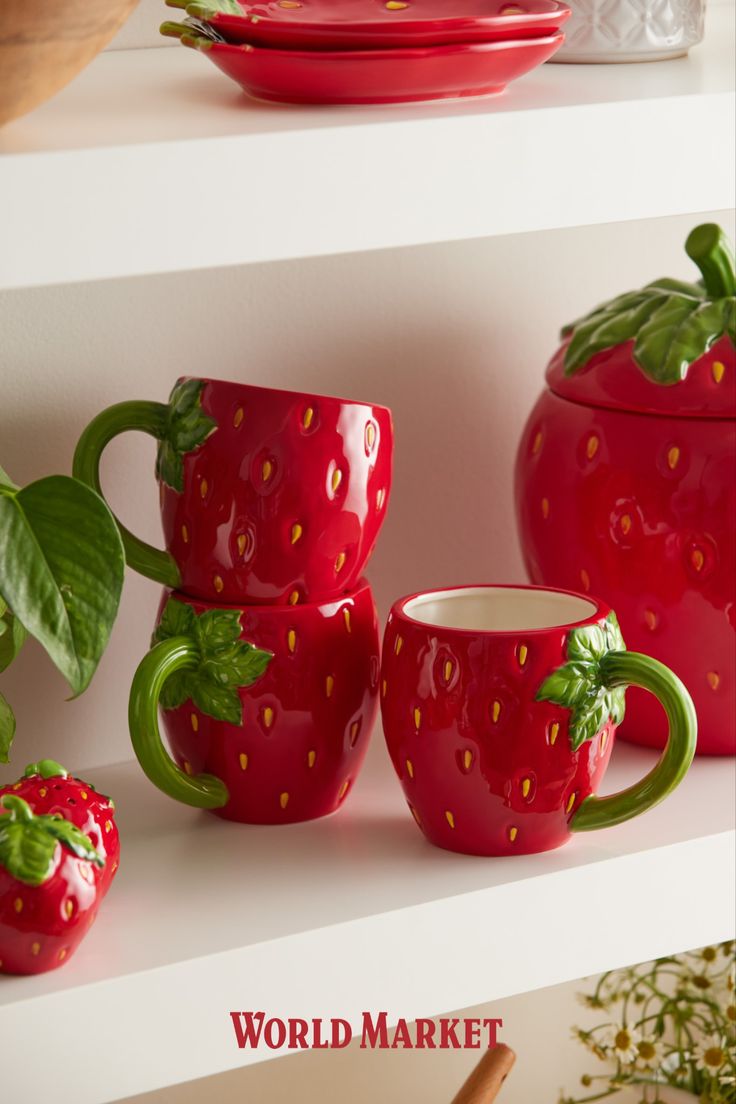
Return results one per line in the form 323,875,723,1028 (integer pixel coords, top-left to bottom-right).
128,581,380,823
381,584,696,856
73,378,393,604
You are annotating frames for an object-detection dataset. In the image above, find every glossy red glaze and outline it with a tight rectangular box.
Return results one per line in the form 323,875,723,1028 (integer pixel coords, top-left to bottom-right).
157,581,380,823
161,379,392,604
209,0,570,49
515,377,736,756
547,336,736,418
0,768,120,895
0,848,104,976
381,585,617,856
195,34,564,105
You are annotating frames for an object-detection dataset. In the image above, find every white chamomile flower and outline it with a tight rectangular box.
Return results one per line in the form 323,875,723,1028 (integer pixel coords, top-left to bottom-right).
694,1035,729,1075
635,1036,664,1070
601,1024,641,1064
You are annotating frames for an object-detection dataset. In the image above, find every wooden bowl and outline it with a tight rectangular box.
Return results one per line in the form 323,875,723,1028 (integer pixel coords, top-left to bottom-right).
0,0,140,127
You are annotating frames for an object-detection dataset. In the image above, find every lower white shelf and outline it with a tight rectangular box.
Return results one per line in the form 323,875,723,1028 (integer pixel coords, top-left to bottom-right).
0,732,733,1102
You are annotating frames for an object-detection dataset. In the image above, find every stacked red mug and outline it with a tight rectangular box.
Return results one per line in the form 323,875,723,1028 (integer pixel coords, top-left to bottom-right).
74,378,393,823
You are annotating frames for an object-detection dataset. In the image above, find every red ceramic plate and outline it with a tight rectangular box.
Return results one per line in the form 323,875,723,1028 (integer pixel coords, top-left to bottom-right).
188,33,564,104
201,0,570,49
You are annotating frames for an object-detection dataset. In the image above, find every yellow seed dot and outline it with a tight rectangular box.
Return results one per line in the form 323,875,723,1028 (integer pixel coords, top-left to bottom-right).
335,552,346,574
532,430,543,455
263,707,274,729
586,435,599,460
601,730,608,752
191,712,199,732
445,810,455,829
326,675,335,698
541,497,550,519
58,948,67,961
239,753,248,771
386,0,409,8
64,900,74,919
338,780,350,801
463,749,473,771
645,609,658,630
287,629,297,653
691,548,705,572
366,423,376,449
406,758,414,779
111,861,118,874
105,820,112,833
381,679,388,698
307,750,316,768
620,514,632,535
200,478,208,498
233,406,244,427
376,488,386,510
409,804,421,827
521,778,531,798
181,524,189,544
712,361,725,384
667,446,680,470
413,707,421,731
518,644,528,667
213,574,224,593
395,636,403,655
39,787,48,798
580,569,590,592
492,700,501,723
279,0,301,7
508,826,518,843
444,660,453,683
350,721,360,746
331,468,343,493
549,722,560,745
303,406,314,429
707,671,720,690
288,590,300,606
291,523,303,544
567,792,577,814
280,792,290,809
262,460,273,482
343,607,351,633
14,898,23,913
31,942,41,956
11,782,21,790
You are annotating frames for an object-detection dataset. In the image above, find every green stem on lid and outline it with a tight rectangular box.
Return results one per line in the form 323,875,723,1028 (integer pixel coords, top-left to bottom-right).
685,223,736,298
23,759,68,780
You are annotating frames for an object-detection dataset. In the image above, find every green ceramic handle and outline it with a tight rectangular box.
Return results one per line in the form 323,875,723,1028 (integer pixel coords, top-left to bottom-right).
73,402,181,589
571,651,696,833
128,636,229,809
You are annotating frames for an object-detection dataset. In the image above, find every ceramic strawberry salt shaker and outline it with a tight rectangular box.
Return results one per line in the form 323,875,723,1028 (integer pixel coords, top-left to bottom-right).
515,223,736,756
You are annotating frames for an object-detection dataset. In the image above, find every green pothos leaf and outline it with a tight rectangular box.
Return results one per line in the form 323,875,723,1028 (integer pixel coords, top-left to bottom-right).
0,606,27,673
537,613,627,752
0,691,16,764
153,597,273,724
562,224,735,384
0,795,103,886
155,379,217,493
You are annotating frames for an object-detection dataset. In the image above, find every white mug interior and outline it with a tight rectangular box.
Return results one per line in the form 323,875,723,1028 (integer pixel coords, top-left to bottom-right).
403,586,598,633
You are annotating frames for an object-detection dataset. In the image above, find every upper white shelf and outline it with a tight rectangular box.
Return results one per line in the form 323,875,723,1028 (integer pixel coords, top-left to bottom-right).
0,736,733,1104
1,5,733,291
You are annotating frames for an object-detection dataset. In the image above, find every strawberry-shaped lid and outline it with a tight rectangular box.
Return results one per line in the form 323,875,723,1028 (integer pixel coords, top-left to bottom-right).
0,794,104,886
547,224,736,419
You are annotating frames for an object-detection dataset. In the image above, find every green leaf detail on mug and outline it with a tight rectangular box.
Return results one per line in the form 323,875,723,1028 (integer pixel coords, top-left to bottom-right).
0,795,104,887
536,613,627,752
152,598,273,726
155,379,218,493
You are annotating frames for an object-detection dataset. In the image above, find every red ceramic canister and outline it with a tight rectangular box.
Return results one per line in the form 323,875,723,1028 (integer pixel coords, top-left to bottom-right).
74,379,393,605
515,225,736,756
128,581,380,823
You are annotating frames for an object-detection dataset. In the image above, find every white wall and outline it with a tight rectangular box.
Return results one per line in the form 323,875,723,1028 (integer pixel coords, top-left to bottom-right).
0,211,733,778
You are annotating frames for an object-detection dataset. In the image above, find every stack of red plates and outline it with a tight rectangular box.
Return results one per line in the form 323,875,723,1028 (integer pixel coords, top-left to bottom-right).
161,0,570,104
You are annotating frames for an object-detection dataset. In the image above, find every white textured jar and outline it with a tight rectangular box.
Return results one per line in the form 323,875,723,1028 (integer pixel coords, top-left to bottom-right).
552,0,706,62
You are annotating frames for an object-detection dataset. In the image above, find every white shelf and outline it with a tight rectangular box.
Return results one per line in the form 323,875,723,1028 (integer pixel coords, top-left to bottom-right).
1,736,733,1104
1,4,733,291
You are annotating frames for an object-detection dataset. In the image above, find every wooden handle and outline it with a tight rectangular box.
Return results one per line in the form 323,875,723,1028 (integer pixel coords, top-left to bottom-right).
450,1045,516,1104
